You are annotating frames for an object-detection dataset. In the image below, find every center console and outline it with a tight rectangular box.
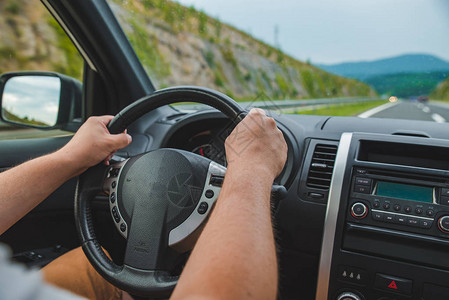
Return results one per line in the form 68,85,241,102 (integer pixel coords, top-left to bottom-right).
316,132,449,300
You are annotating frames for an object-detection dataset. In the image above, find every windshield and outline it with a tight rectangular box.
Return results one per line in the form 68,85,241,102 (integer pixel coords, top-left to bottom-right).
108,0,449,122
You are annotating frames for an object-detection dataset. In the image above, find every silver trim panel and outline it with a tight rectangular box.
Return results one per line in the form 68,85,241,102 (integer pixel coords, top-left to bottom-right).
104,159,129,238
168,161,226,247
315,132,353,300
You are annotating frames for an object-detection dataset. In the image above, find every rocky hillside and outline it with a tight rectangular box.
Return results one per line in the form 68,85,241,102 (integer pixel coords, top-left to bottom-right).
0,0,83,79
431,77,449,100
0,0,375,100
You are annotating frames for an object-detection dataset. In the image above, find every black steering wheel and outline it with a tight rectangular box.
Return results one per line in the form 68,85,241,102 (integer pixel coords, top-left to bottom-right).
75,86,246,298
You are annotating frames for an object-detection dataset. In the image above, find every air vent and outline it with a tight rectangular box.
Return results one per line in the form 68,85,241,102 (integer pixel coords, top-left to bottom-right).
306,144,338,190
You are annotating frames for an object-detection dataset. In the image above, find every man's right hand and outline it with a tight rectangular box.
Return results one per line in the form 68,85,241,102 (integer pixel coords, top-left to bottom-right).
225,108,287,180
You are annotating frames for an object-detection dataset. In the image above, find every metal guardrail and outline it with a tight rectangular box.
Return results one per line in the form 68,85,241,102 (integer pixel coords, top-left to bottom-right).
174,97,380,112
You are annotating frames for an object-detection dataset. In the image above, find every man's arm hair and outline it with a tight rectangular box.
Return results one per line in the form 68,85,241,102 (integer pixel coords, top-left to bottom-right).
0,116,131,235
170,109,287,300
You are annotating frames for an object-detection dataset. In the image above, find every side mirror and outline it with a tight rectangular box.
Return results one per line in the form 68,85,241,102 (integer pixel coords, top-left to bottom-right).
0,72,82,131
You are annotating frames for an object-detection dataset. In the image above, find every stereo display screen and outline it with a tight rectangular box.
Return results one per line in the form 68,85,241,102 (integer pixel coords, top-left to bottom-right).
375,181,433,203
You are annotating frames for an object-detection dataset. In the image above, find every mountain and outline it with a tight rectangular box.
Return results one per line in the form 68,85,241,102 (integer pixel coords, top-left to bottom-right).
431,77,449,100
0,0,376,100
317,54,449,80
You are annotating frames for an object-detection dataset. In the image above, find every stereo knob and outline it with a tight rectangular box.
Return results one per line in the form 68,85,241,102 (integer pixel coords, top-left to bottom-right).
337,292,362,300
351,202,368,219
438,216,449,233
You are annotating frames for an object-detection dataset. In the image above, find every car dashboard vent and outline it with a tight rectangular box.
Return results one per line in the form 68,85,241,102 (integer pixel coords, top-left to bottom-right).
306,144,338,190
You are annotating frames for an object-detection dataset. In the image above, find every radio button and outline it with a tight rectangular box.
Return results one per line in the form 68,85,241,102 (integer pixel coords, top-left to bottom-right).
383,202,391,210
351,202,368,219
384,214,395,223
426,209,434,217
419,219,433,229
355,169,367,175
354,185,370,194
373,201,381,208
393,204,401,211
440,196,449,206
394,215,408,224
415,207,423,214
438,216,449,233
372,211,383,221
407,218,420,227
441,188,449,197
355,177,372,186
404,206,412,213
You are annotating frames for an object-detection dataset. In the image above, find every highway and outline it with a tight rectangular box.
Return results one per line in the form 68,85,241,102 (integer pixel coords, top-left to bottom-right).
359,101,449,123
1,99,448,141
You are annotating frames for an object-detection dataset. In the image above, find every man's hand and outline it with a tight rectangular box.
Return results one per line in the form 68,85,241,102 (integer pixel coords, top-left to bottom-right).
58,116,132,175
225,108,287,180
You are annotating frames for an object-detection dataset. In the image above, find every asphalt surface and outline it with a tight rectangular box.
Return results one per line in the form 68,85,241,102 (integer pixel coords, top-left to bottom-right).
360,100,449,123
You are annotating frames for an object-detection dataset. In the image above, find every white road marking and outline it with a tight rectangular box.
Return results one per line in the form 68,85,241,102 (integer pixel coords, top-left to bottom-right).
422,106,430,113
358,102,400,118
431,113,446,123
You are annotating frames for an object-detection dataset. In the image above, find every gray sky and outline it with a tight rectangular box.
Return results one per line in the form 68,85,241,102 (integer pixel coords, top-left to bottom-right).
176,0,449,64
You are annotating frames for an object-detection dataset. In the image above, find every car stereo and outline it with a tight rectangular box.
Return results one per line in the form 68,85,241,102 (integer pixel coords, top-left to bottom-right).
347,168,449,237
316,133,449,300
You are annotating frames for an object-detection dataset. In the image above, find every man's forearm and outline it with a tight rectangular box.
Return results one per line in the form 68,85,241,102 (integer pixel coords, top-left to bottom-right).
171,166,278,300
0,151,81,234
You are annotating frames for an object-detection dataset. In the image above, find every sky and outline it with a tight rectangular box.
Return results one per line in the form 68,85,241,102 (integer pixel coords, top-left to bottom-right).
2,76,60,126
176,0,449,65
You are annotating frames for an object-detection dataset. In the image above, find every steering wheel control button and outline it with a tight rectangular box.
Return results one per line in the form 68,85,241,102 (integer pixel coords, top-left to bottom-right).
110,192,116,203
111,181,117,189
120,223,126,232
375,273,413,295
393,204,401,211
354,185,370,194
438,216,449,233
205,190,214,199
111,206,120,223
209,176,224,187
351,202,368,219
337,292,362,300
197,202,209,215
109,168,120,177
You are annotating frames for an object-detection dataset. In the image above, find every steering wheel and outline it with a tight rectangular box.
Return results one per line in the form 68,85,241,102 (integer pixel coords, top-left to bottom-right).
75,86,247,298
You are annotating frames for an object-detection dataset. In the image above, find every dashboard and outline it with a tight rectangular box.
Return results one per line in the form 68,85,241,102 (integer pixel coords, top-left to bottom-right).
138,108,449,300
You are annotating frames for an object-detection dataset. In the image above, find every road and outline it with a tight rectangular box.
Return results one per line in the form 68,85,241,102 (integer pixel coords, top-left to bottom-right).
359,101,449,123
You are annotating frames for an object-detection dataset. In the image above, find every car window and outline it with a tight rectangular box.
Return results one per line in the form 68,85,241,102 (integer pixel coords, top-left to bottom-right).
0,1,83,140
108,0,449,123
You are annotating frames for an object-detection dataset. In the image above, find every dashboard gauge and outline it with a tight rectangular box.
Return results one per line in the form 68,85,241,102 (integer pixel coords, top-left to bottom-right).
192,143,227,166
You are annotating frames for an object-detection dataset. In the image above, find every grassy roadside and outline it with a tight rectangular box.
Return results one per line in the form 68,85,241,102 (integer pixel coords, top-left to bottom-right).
291,100,386,116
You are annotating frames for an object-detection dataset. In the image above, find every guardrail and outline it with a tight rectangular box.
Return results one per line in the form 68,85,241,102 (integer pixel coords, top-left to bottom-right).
175,97,380,112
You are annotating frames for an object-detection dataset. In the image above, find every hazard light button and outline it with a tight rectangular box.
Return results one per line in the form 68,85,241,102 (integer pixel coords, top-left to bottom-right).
375,273,413,295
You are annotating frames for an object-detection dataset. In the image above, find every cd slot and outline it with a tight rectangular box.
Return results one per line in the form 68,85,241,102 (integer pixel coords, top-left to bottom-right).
344,223,449,270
